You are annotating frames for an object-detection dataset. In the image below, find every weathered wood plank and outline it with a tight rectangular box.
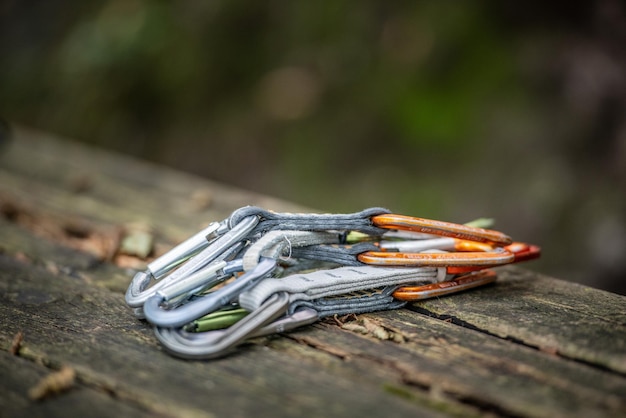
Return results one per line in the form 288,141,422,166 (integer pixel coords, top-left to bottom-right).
0,351,154,418
2,126,626,417
0,216,132,294
411,266,626,374
0,126,309,286
0,127,307,241
0,210,493,416
2,240,625,417
0,254,449,418
326,310,626,418
265,307,626,418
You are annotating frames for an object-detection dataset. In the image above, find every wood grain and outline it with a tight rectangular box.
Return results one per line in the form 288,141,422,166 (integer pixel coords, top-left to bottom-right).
1,127,625,417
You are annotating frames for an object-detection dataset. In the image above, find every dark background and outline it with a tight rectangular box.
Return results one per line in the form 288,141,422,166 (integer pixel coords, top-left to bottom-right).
1,1,625,293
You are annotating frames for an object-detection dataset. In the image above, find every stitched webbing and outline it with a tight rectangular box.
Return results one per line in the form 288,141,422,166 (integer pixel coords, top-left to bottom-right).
290,242,379,266
228,206,391,235
289,286,406,317
242,230,340,271
239,265,439,311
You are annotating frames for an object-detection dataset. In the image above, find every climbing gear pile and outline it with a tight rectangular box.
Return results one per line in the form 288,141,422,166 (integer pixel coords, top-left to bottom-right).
125,206,540,359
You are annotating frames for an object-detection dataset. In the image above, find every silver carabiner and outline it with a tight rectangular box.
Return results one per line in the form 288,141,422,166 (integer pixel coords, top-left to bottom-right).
154,292,292,359
148,222,225,280
157,258,245,310
125,215,258,308
129,243,245,319
143,257,277,328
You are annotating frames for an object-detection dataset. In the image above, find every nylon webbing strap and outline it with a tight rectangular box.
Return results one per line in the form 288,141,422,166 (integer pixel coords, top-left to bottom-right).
290,286,405,317
242,230,341,271
228,206,391,236
290,242,379,266
239,265,439,311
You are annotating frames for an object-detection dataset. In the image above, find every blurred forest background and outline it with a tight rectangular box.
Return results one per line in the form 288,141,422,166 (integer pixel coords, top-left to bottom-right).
1,1,625,293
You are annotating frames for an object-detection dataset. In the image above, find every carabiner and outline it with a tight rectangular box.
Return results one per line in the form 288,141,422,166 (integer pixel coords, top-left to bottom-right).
390,243,539,298
444,241,541,274
125,215,258,308
505,242,541,263
157,258,244,309
154,292,292,360
147,221,225,281
357,247,514,269
447,242,541,274
392,269,497,301
184,307,250,332
371,214,512,246
143,258,277,328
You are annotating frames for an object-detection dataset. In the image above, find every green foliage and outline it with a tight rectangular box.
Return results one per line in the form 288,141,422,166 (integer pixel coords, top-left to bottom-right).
3,0,626,293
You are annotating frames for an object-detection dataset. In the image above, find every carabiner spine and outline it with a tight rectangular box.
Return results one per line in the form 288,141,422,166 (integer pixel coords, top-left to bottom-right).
357,250,514,267
371,214,512,246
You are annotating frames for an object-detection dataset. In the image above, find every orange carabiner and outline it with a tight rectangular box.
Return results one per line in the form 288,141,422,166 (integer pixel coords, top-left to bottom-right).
441,242,541,274
505,242,541,263
392,269,497,301
357,248,514,270
371,214,512,246
358,241,539,273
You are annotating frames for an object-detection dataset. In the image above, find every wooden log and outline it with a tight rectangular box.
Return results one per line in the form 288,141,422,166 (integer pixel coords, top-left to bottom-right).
1,127,625,417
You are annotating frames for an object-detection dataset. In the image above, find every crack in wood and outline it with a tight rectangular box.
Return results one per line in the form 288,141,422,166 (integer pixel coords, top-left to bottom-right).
407,304,626,378
358,350,541,418
281,334,351,360
355,350,525,417
282,326,526,417
449,393,525,418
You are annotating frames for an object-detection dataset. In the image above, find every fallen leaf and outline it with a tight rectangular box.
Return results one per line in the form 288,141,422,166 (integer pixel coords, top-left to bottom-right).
10,331,23,355
28,366,76,401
